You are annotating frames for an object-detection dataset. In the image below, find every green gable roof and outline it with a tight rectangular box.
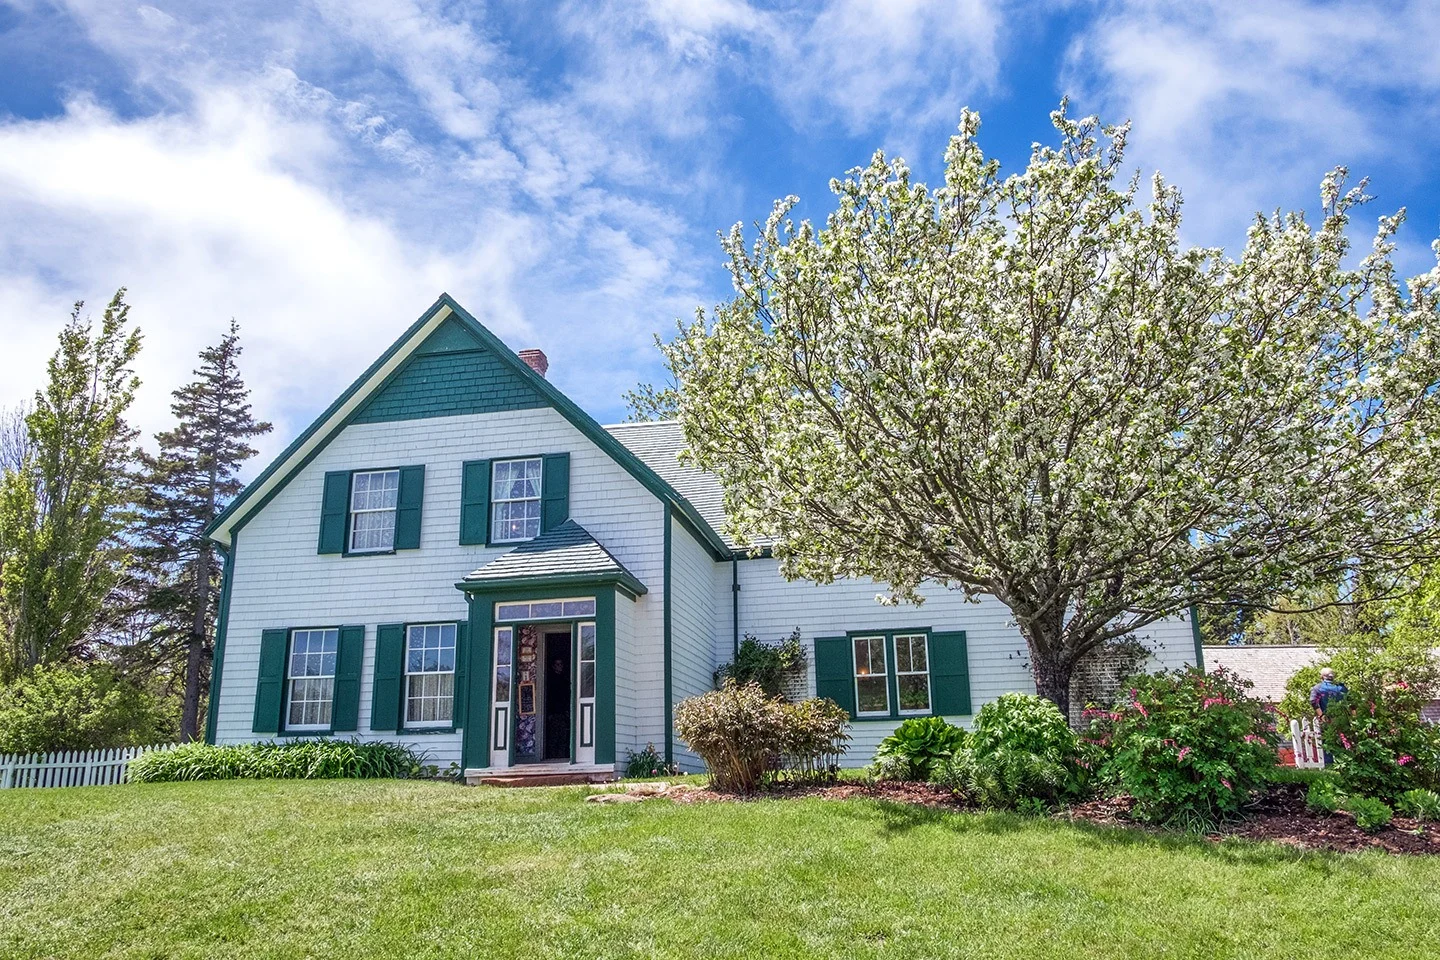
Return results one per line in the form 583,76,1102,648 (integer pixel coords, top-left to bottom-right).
204,294,732,559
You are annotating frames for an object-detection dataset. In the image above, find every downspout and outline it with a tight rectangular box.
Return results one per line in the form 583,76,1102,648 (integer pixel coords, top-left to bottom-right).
663,503,673,765
731,557,740,658
1188,604,1205,671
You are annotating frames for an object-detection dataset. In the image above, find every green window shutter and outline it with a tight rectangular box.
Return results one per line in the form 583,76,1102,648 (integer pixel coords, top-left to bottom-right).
331,625,365,731
929,631,972,717
318,471,351,554
541,453,570,533
459,459,490,545
371,623,406,732
813,636,857,719
253,629,288,733
394,465,426,550
452,621,470,728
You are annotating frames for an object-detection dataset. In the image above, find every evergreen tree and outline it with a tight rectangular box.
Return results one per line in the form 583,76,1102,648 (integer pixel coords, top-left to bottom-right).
135,320,270,741
0,291,142,681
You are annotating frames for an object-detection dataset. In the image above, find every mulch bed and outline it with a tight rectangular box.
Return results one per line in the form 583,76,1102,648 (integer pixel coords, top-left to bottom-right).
662,779,1440,855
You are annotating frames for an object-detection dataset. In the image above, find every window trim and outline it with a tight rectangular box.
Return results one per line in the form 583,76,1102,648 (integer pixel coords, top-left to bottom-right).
402,622,458,730
284,626,340,733
843,627,935,721
346,467,401,555
488,456,544,545
851,634,891,718
892,633,933,716
493,597,597,622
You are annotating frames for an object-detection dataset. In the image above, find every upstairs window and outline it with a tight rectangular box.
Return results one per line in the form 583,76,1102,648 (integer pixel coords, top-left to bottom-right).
349,469,399,552
491,458,542,542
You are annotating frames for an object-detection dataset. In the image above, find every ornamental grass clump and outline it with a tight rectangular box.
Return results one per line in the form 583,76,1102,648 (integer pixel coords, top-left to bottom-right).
127,739,424,782
1095,667,1275,828
674,680,787,793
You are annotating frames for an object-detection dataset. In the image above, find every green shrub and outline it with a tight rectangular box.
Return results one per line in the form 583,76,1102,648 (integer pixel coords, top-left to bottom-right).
932,694,1085,809
713,630,805,698
1320,677,1440,800
0,662,177,753
1342,795,1393,833
871,717,967,782
779,697,851,781
625,743,678,778
674,680,787,793
126,739,424,782
1306,778,1345,815
1396,788,1440,822
1095,666,1276,827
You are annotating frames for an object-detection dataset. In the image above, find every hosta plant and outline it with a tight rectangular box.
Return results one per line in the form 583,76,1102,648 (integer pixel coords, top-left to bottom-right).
870,716,967,782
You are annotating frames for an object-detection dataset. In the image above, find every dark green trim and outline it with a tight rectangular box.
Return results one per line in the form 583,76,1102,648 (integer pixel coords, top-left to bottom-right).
463,595,493,770
207,294,733,562
595,589,616,765
203,536,236,745
838,627,971,722
393,465,425,550
330,624,365,732
1189,604,1205,670
456,569,648,599
459,458,491,545
663,503,673,765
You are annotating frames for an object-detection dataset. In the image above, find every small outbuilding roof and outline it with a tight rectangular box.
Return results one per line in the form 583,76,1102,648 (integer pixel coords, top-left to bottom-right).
1203,645,1324,702
459,519,647,596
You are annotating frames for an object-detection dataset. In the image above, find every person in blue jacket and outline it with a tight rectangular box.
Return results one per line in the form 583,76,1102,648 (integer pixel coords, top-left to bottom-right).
1309,667,1348,715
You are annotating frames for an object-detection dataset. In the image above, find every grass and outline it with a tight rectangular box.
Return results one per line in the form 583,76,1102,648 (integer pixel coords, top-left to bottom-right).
3,780,1437,959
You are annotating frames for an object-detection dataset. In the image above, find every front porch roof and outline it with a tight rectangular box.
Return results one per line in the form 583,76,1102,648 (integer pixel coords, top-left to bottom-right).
457,519,648,597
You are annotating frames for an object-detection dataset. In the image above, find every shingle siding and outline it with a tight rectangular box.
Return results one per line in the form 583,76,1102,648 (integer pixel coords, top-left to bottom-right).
712,556,1197,767
351,349,546,424
667,515,718,772
215,405,665,770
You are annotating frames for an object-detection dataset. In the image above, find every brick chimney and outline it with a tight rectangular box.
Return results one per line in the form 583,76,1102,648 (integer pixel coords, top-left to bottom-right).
519,349,548,378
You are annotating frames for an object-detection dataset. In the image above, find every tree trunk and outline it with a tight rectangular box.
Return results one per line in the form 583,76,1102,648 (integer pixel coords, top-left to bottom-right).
180,543,210,742
1030,651,1072,720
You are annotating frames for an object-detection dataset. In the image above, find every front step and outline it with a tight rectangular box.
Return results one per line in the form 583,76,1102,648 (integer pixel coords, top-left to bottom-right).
464,763,617,788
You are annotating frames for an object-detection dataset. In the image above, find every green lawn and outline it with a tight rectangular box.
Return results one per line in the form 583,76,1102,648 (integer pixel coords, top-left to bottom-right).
2,780,1436,959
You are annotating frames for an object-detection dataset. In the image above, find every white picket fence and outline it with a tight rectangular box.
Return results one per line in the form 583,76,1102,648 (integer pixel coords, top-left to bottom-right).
1289,718,1326,769
0,744,177,789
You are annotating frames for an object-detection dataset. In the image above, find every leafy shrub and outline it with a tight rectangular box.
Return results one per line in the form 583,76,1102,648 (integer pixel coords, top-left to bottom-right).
1320,677,1440,800
779,697,851,781
1094,666,1276,827
127,739,424,782
871,717,967,782
1396,788,1440,822
713,630,806,698
673,680,787,793
932,694,1084,809
1342,795,1394,833
0,662,177,753
1306,778,1345,815
625,742,679,778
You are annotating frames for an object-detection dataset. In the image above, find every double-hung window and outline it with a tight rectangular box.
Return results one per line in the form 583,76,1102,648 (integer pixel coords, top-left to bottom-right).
894,633,932,713
491,458,542,542
349,469,399,552
287,628,338,729
405,623,456,727
853,635,889,716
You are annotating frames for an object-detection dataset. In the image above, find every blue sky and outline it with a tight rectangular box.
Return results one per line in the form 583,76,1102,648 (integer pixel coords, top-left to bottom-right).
2,1,1438,467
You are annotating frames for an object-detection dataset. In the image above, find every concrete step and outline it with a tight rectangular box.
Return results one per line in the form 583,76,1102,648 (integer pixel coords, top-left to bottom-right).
470,771,616,788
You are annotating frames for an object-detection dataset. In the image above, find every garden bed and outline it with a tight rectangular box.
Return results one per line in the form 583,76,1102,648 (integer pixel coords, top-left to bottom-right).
659,778,1440,855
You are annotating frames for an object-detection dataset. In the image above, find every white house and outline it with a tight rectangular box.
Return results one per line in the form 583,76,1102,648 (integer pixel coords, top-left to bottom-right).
203,294,1201,778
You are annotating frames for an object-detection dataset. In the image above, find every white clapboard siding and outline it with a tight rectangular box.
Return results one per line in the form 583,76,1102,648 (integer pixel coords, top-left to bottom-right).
0,744,177,789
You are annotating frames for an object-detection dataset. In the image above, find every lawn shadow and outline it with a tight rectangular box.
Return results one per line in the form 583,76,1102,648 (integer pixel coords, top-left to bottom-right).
830,794,1386,878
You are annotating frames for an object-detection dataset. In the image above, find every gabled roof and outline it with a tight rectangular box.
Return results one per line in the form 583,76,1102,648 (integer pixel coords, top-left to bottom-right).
458,519,647,596
204,294,731,558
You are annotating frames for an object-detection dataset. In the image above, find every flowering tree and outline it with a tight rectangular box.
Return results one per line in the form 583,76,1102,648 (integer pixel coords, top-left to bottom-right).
662,105,1440,715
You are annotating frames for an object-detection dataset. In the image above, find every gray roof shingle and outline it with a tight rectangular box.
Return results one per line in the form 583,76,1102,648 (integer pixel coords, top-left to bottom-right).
1204,645,1324,702
463,519,646,592
604,420,746,548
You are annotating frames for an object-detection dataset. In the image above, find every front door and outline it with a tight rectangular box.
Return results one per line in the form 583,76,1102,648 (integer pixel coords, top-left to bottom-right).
542,630,572,761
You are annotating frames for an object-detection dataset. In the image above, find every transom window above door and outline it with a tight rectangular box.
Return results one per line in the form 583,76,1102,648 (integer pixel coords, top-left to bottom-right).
491,458,542,542
349,469,399,552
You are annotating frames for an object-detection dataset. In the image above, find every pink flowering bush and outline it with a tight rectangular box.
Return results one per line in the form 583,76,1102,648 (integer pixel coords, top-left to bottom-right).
1320,677,1440,800
1090,666,1276,827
